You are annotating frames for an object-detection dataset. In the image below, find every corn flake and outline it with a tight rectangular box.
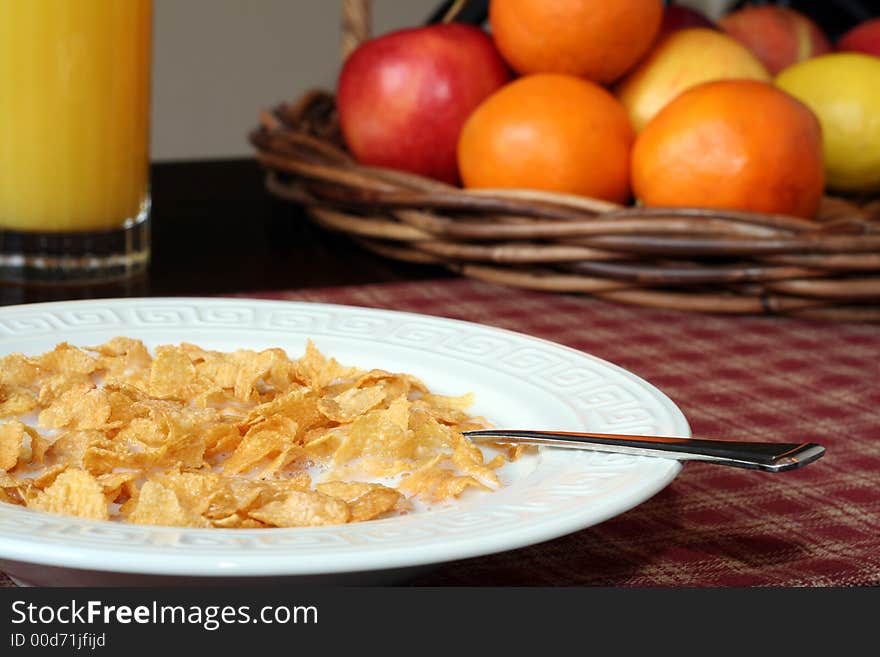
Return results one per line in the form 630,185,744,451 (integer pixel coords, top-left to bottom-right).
0,384,37,419
29,468,109,520
126,480,210,528
0,421,25,471
248,490,350,527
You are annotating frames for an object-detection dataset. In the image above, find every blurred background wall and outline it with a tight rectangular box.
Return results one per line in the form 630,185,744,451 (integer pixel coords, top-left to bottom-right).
151,0,438,161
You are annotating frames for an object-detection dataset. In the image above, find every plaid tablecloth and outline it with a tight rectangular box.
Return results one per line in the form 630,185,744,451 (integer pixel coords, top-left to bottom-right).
2,279,878,586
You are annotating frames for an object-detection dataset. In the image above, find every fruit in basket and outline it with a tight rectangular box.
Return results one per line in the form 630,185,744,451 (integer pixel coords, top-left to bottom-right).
336,23,511,185
837,18,880,58
658,5,717,37
776,53,880,194
488,0,663,84
717,4,832,75
631,79,824,218
616,28,770,133
457,74,635,203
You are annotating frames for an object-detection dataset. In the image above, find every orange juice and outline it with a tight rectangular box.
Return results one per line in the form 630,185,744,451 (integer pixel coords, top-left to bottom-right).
0,0,152,232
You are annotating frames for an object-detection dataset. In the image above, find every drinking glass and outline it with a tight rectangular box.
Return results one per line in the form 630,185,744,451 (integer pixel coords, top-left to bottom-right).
0,0,153,284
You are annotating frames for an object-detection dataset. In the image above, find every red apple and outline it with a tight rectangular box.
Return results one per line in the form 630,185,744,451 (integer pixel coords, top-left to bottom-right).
336,23,511,185
658,5,716,37
718,5,832,75
837,18,880,58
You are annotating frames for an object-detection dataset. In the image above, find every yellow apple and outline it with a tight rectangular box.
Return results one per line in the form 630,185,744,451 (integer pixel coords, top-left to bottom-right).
776,53,880,194
616,28,771,133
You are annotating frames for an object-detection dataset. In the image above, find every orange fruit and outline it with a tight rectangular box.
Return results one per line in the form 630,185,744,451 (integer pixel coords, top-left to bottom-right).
489,0,664,84
457,74,635,203
631,79,824,218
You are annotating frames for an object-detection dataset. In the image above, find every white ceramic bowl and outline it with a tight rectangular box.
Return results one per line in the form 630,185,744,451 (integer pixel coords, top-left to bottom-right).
0,298,689,586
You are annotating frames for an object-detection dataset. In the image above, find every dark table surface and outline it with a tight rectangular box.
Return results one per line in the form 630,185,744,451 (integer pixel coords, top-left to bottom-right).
0,158,451,307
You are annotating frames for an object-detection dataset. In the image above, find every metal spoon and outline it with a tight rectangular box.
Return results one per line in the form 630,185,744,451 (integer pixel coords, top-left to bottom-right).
463,429,825,472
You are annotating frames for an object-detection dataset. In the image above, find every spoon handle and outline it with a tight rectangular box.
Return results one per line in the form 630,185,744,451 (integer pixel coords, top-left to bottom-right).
463,429,825,472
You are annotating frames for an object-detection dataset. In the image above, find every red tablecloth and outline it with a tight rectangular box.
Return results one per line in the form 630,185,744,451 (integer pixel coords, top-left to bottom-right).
3,279,878,586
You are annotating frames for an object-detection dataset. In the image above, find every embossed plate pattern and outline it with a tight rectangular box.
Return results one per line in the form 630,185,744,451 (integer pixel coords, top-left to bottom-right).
0,298,690,584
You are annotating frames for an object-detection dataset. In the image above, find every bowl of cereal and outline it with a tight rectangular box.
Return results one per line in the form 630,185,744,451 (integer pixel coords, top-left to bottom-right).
0,298,689,586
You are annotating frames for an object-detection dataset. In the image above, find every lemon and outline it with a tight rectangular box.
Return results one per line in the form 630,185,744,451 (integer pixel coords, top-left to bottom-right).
776,53,880,194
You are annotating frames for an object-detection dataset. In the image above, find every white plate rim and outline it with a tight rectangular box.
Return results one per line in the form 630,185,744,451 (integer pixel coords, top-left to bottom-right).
0,297,690,578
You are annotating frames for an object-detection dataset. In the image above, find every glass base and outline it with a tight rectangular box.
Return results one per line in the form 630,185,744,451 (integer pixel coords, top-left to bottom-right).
0,202,150,286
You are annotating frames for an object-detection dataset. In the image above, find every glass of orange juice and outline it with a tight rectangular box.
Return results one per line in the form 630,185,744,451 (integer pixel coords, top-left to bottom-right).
0,0,152,284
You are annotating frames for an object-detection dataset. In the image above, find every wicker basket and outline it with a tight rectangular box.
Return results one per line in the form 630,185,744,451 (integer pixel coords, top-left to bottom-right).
250,0,880,322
